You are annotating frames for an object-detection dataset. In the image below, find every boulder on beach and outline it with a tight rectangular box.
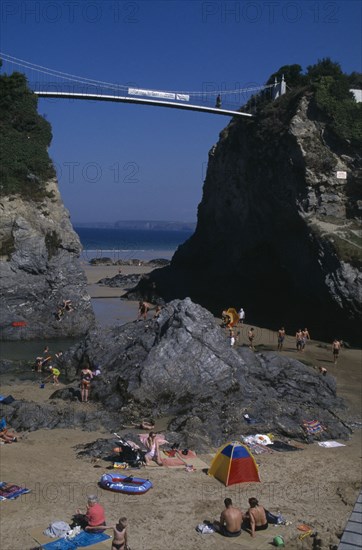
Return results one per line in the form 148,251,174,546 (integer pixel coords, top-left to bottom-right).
2,298,352,450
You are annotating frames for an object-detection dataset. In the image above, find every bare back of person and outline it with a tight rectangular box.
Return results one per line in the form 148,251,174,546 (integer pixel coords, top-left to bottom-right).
222,506,243,533
112,524,126,549
249,505,267,527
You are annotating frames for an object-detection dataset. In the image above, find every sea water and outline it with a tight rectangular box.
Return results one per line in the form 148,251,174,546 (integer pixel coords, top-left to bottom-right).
76,227,193,262
0,228,194,361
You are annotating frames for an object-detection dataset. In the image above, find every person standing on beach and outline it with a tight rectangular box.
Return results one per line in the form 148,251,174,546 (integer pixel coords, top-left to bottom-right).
80,364,93,402
296,329,303,351
332,339,341,364
230,331,235,347
277,327,286,351
248,328,255,351
138,301,149,321
301,328,311,351
215,498,242,537
238,308,245,324
103,517,128,550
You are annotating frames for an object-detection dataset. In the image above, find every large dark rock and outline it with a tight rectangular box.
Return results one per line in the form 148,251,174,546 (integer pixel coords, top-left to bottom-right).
125,91,361,344
3,298,353,450
97,273,142,288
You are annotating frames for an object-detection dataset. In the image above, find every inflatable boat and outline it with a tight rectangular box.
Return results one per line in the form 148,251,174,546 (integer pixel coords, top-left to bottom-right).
99,473,153,495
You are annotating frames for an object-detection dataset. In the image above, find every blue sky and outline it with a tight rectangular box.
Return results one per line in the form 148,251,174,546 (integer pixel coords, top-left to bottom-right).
1,0,361,222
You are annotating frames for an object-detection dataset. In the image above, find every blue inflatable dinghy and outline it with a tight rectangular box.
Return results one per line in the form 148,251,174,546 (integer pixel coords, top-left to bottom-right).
99,473,153,495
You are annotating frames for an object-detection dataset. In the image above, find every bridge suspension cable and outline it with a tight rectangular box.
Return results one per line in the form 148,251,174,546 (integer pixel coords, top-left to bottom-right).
0,52,274,102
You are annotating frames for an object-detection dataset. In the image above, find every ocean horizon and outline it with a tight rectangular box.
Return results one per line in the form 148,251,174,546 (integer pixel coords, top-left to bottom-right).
75,226,194,262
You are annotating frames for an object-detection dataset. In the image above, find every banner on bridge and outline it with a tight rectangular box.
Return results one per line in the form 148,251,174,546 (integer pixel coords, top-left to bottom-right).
128,88,189,101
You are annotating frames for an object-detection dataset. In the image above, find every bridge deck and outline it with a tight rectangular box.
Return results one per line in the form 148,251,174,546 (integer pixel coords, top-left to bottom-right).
34,91,253,118
338,489,362,549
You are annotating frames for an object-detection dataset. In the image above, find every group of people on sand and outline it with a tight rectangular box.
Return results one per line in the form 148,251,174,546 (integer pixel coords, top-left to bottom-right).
34,346,62,383
74,495,129,550
295,328,311,352
215,497,269,538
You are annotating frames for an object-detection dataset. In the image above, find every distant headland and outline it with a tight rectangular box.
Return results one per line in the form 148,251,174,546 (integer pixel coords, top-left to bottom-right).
74,220,197,231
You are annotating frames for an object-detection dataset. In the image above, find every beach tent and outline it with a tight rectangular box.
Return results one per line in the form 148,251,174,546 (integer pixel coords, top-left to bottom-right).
208,441,260,486
225,308,240,327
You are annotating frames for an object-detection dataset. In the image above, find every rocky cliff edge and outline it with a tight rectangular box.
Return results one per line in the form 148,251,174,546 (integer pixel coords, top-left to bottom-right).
0,177,94,339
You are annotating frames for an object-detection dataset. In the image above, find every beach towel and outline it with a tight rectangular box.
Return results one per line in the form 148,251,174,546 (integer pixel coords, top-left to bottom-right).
266,441,303,452
41,531,110,549
302,420,325,435
317,441,346,448
0,482,31,501
159,450,209,470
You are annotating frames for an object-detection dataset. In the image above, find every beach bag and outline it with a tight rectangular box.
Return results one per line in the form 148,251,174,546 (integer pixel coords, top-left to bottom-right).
1,396,15,405
43,520,71,538
266,510,280,524
196,523,215,534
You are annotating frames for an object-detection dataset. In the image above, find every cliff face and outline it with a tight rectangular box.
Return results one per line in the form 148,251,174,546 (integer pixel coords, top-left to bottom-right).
0,177,94,340
151,90,361,341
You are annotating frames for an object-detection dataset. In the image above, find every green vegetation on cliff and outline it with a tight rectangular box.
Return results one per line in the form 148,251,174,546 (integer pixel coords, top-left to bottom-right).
0,66,55,199
264,58,362,146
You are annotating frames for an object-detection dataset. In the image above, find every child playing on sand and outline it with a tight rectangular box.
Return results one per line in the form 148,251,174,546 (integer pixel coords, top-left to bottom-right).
48,366,60,385
103,517,128,550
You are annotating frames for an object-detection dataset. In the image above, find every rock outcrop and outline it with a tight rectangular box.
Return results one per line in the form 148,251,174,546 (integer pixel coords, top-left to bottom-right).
128,89,362,343
2,299,352,448
0,177,94,339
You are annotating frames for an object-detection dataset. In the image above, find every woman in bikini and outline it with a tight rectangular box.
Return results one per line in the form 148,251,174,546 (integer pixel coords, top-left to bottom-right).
80,364,93,403
144,431,162,465
104,517,128,550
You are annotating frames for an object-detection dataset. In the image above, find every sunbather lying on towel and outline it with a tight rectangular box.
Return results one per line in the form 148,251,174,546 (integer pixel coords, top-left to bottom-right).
0,427,18,443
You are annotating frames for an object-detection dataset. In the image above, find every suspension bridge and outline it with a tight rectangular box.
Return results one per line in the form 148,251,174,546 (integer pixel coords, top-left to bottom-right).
0,53,285,118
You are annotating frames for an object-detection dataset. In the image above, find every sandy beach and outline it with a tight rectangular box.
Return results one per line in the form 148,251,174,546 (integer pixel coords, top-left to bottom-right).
0,264,361,550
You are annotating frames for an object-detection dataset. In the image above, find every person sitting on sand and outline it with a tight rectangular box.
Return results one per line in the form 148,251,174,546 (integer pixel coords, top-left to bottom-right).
319,366,328,376
75,495,106,532
144,431,162,466
242,497,268,537
80,364,93,402
103,517,128,550
214,498,243,537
